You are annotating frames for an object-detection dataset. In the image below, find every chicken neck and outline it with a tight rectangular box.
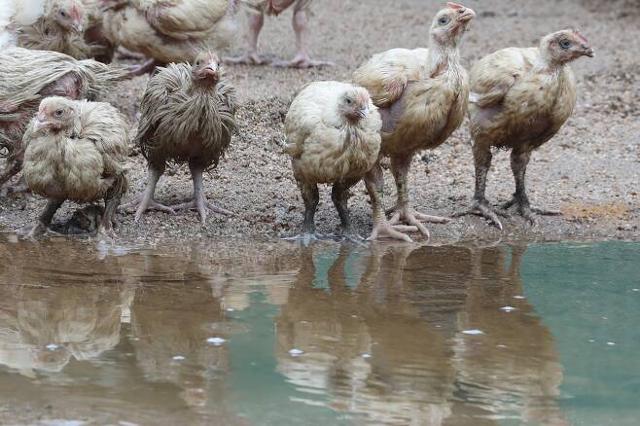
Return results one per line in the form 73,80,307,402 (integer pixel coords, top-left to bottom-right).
426,42,463,80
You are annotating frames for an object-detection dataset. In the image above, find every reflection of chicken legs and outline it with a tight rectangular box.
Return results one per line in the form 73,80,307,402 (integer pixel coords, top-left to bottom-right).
388,154,450,238
364,162,416,242
123,165,175,221
501,150,560,223
172,163,234,224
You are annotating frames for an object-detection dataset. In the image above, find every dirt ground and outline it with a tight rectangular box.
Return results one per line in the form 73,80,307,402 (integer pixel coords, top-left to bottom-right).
0,0,638,245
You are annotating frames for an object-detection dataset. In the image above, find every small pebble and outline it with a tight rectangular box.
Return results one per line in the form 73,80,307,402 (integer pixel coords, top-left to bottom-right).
500,306,516,312
172,355,185,361
206,337,226,346
462,329,484,335
361,353,372,359
288,348,304,356
226,308,235,312
46,344,60,351
513,295,525,299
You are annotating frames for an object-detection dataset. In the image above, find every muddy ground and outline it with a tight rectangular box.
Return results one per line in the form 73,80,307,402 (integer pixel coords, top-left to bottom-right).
0,0,638,245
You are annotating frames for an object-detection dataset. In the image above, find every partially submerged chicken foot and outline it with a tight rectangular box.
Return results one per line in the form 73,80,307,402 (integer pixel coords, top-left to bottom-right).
171,164,234,224
284,179,325,245
20,199,63,239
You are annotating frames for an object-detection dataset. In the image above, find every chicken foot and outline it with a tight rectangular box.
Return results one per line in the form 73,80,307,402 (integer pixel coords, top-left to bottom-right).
271,9,334,68
453,145,504,229
21,199,64,239
223,12,270,65
285,179,324,245
364,162,416,242
331,178,364,243
388,154,450,239
499,150,561,224
122,166,176,222
171,163,234,224
98,178,125,240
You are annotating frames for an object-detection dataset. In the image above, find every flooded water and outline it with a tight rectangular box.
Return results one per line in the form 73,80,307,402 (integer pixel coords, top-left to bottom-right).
0,237,638,426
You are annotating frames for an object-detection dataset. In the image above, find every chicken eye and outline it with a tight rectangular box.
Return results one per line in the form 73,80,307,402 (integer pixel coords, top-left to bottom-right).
559,39,572,49
54,109,64,117
438,15,450,25
345,98,353,105
60,10,67,17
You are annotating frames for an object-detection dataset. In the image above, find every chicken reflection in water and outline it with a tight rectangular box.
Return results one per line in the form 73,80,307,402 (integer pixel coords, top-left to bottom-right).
0,241,133,377
273,243,569,425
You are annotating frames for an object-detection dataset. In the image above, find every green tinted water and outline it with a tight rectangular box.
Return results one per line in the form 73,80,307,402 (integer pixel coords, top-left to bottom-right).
0,238,637,425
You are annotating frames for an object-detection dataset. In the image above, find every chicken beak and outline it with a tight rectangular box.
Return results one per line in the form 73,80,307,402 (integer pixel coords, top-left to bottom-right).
72,22,84,33
457,7,476,23
204,63,219,80
583,46,595,58
33,116,49,132
357,106,369,119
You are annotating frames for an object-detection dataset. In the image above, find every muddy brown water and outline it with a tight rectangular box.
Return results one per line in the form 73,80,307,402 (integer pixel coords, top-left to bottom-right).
0,235,638,425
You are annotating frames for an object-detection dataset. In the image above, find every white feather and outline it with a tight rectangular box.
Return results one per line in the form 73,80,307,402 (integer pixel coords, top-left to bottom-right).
7,0,46,26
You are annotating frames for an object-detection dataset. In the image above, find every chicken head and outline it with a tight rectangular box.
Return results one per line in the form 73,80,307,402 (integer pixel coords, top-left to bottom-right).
192,51,222,84
541,29,594,64
33,97,77,133
339,88,372,123
50,0,85,33
430,2,475,46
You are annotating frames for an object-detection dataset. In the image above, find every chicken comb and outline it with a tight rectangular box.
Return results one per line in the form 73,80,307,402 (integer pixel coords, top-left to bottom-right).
70,3,83,21
571,28,589,44
447,2,465,10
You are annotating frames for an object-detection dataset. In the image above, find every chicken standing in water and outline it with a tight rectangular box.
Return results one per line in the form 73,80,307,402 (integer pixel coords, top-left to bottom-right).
22,97,129,238
285,81,381,243
456,30,594,229
353,3,475,241
124,51,237,224
0,47,126,193
225,0,330,68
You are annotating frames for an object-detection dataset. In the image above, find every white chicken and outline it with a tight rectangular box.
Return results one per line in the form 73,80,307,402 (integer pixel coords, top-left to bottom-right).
285,81,381,242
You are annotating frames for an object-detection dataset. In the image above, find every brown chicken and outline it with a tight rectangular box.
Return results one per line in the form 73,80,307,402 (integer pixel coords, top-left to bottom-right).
225,0,330,68
285,81,381,243
459,29,594,229
21,97,129,238
353,3,475,242
124,51,237,224
101,0,237,74
0,47,126,192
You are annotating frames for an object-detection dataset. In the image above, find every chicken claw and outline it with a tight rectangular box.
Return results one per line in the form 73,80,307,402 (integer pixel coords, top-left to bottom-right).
271,54,334,69
224,53,270,66
454,200,504,230
388,208,450,239
283,232,326,247
367,220,416,243
121,194,176,222
500,197,561,225
172,196,234,225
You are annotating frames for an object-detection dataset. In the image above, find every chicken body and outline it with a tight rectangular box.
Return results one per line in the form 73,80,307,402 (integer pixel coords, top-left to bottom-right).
0,47,126,192
0,0,90,57
225,0,329,68
22,96,129,238
125,52,237,224
463,29,594,228
285,81,381,241
102,0,236,74
353,3,475,242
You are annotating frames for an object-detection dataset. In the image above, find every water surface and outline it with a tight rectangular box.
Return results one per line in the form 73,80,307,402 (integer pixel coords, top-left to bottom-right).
0,237,638,425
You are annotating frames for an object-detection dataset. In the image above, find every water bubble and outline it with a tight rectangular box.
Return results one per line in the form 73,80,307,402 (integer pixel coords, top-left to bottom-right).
513,295,525,300
206,337,226,346
588,339,595,343
172,355,185,361
288,348,304,356
361,353,372,359
497,344,507,349
45,344,60,351
226,308,235,312
500,306,516,312
632,289,639,292
606,341,616,346
602,316,608,320
462,329,484,335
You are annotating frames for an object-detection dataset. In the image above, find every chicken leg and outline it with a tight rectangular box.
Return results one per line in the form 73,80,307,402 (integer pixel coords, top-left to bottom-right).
271,9,333,68
122,165,176,222
172,162,234,224
500,150,560,223
364,161,416,242
99,177,126,239
387,154,450,238
223,12,269,65
454,143,504,229
22,199,64,239
331,178,362,242
287,178,321,245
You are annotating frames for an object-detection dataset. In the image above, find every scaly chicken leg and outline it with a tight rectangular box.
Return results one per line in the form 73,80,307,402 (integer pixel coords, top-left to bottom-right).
223,12,268,65
272,9,333,68
453,143,504,229
500,150,560,223
23,199,64,239
387,154,450,239
172,162,234,224
331,178,361,241
289,178,321,244
364,162,416,242
123,165,176,222
100,177,126,239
